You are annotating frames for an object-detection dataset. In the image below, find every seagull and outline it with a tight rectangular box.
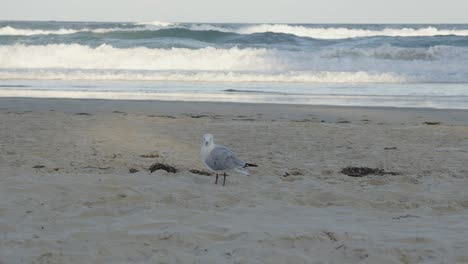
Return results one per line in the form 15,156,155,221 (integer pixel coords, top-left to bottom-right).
200,134,257,186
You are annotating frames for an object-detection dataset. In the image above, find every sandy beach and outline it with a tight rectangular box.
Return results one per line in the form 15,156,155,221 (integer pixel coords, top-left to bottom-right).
1,98,468,264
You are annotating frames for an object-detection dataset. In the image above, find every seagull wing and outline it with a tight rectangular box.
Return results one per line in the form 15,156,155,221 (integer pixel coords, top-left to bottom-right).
204,146,245,171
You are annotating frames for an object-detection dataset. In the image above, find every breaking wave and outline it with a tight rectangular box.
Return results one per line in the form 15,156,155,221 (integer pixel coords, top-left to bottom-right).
0,26,138,36
235,24,468,39
134,21,176,27
0,26,81,36
1,43,467,83
0,44,282,71
2,23,468,40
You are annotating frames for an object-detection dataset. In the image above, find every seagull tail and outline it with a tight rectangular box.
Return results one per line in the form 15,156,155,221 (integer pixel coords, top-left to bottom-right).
243,163,258,168
235,168,251,176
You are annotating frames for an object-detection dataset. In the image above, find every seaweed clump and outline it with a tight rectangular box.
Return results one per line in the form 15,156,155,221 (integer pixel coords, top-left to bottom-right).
149,163,177,173
341,167,399,177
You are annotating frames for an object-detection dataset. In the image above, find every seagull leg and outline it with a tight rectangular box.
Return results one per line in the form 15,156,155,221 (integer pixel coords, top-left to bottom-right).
215,173,218,184
223,172,226,186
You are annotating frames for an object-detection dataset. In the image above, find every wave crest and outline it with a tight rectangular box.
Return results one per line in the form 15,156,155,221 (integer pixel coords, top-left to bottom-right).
0,44,279,71
237,25,468,39
3,23,468,39
1,44,466,83
0,26,80,36
0,26,138,36
134,21,176,27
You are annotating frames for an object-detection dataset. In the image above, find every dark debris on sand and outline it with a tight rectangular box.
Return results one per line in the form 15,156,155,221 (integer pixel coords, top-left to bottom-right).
341,167,400,177
149,163,177,173
189,169,212,176
423,121,441,125
140,153,160,158
323,231,338,242
129,168,139,174
392,214,420,220
283,169,304,177
184,114,209,119
336,120,350,124
232,118,257,121
146,114,176,119
74,112,92,116
83,166,111,170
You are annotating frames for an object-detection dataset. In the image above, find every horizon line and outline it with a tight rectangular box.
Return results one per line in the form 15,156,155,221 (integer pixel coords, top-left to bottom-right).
2,19,468,25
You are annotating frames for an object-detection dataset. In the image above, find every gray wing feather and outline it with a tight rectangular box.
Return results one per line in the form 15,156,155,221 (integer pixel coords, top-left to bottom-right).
205,146,245,171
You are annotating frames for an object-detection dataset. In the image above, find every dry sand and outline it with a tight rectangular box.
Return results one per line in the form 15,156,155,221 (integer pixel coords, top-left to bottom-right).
1,98,468,264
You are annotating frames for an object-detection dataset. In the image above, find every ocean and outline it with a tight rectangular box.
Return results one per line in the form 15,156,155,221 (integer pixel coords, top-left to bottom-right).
1,21,468,108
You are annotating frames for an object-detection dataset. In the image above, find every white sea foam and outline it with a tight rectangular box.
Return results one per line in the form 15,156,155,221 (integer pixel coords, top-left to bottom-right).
0,44,281,71
0,26,142,36
3,23,468,39
1,43,467,83
0,21,174,36
2,43,463,71
134,21,176,27
177,24,468,39
321,45,458,61
188,24,233,32
0,69,405,83
167,24,468,39
0,26,81,36
0,23,225,36
236,25,468,39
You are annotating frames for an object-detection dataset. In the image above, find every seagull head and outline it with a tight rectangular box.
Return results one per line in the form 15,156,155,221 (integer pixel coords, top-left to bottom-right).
202,133,214,147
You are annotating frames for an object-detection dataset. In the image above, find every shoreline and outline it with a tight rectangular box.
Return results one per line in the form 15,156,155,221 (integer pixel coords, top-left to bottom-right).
1,88,467,110
1,97,468,125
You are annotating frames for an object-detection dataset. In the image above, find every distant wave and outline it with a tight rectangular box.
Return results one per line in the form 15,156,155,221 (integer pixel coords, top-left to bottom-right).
0,26,81,36
235,25,468,39
134,21,176,27
187,24,233,32
134,24,468,39
0,21,173,36
3,23,468,39
0,26,138,36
